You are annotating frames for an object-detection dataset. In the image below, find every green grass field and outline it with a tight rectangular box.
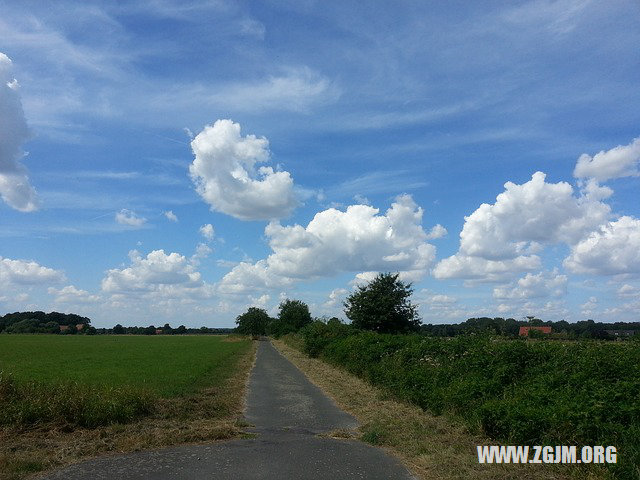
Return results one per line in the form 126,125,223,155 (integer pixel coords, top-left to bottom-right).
0,335,252,428
0,334,250,396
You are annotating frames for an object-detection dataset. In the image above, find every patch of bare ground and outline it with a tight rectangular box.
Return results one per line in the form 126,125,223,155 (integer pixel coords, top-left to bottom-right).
273,339,609,480
0,340,257,480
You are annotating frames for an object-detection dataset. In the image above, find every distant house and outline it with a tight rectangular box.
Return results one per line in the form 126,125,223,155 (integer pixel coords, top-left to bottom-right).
76,324,85,331
155,328,163,335
519,326,552,336
59,325,70,332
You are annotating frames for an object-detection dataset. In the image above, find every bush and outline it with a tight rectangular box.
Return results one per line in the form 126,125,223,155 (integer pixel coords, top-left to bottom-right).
299,331,640,479
299,320,353,357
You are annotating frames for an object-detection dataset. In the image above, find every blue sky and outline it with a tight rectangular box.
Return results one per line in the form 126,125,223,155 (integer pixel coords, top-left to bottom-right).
1,0,639,328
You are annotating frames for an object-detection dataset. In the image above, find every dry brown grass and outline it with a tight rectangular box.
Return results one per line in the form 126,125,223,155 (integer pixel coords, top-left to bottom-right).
0,340,257,480
273,339,608,480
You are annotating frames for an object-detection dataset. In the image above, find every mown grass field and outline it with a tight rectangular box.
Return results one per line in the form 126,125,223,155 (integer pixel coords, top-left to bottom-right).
0,334,255,480
0,334,249,397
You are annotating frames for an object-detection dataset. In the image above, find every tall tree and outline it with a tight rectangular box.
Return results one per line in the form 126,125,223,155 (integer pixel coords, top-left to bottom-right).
344,272,420,334
235,307,270,336
273,299,312,336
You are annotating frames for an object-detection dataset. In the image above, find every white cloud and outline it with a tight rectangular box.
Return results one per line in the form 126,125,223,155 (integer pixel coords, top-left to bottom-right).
426,224,447,239
353,194,370,205
324,288,348,308
48,285,101,303
574,137,640,182
0,52,39,211
564,216,640,275
617,284,639,298
0,256,65,285
199,223,215,240
433,254,541,282
349,271,379,287
218,195,438,293
433,171,611,280
459,172,610,260
189,119,298,220
102,249,204,294
191,242,212,265
115,208,147,226
208,67,338,113
581,296,598,318
164,210,178,222
493,270,567,300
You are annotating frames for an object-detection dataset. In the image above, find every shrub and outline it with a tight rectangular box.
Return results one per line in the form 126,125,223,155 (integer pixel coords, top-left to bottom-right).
299,331,640,479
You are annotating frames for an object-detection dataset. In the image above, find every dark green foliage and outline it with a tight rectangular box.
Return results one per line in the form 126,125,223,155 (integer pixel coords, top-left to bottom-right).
268,299,312,337
235,307,271,336
299,319,353,357
0,311,92,334
421,316,640,339
344,272,420,333
301,329,640,479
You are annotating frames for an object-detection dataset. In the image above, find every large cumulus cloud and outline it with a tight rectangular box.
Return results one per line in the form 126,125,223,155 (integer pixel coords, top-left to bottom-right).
218,195,438,293
433,172,611,280
0,52,38,211
564,216,640,275
189,119,297,220
101,249,204,295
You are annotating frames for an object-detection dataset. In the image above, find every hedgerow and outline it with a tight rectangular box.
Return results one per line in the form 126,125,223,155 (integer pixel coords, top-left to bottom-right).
300,324,640,478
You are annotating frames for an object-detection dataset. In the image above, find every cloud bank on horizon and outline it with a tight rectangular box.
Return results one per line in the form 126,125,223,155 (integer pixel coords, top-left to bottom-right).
0,0,638,327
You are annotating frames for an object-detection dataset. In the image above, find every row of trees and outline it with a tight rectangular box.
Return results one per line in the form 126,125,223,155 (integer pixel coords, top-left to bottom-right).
0,311,94,334
236,272,639,340
235,299,314,337
421,316,640,339
236,273,420,336
108,324,234,335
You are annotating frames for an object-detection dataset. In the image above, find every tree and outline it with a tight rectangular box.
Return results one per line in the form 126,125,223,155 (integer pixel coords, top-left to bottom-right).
270,299,312,336
344,272,420,334
113,324,125,334
235,307,271,336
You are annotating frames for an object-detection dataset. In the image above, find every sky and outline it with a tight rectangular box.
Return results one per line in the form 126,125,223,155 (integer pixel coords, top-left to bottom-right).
1,0,639,328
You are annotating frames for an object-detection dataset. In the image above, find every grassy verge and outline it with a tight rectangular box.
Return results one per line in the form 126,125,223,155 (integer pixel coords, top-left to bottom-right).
0,336,256,480
273,337,608,480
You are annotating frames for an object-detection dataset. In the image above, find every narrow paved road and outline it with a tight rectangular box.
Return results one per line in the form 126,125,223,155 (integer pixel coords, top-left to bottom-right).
42,340,414,479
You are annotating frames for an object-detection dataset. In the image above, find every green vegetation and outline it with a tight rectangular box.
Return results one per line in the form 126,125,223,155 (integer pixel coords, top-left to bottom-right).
234,298,313,338
344,272,420,333
0,311,93,334
268,299,313,337
299,325,639,479
421,316,640,340
0,335,251,428
235,307,270,336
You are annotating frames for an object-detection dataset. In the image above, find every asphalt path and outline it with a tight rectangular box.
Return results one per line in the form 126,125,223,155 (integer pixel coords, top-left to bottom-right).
42,340,414,479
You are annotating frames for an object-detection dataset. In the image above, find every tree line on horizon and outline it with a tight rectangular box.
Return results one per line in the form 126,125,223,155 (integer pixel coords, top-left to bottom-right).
2,274,639,339
235,273,639,340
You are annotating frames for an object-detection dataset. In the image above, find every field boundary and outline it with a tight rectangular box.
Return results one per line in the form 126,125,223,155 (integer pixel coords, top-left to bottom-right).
272,338,603,480
0,337,257,480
